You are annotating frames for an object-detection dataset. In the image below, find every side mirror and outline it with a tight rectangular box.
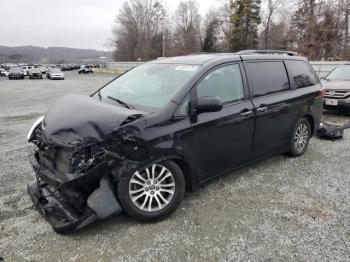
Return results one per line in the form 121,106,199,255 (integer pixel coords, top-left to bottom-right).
196,96,223,114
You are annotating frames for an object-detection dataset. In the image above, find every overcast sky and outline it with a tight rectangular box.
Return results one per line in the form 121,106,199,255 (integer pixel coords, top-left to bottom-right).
0,0,220,51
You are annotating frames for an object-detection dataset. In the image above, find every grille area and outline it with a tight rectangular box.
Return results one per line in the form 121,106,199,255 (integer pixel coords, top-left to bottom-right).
32,125,72,179
324,90,350,99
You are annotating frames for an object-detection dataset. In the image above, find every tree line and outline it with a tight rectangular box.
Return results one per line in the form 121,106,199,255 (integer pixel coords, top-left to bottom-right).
112,0,350,61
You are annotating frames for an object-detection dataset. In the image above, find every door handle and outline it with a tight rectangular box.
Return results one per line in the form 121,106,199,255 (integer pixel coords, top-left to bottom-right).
256,106,268,113
240,109,253,118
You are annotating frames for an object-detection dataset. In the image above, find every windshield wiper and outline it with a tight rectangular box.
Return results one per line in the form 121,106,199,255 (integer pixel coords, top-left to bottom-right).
107,96,135,109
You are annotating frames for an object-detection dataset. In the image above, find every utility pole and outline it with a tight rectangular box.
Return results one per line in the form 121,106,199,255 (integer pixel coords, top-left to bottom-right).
160,16,166,57
163,30,166,57
344,8,349,60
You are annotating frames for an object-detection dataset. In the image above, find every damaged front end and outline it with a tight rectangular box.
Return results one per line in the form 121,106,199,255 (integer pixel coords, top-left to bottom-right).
27,94,149,234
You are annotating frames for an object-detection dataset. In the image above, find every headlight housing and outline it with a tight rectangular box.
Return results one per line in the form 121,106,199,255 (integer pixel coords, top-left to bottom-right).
27,116,44,141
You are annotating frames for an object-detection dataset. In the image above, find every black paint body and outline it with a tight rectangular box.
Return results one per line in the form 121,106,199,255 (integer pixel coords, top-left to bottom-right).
27,54,322,233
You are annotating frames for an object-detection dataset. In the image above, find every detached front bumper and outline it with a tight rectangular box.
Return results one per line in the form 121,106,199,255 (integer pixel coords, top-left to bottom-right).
27,180,97,234
28,147,123,234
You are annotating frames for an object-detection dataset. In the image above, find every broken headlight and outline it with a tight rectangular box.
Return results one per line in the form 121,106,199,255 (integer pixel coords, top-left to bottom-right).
27,116,44,142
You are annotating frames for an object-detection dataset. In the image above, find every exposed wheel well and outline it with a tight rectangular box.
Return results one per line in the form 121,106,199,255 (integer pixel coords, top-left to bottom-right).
303,114,315,136
171,158,195,191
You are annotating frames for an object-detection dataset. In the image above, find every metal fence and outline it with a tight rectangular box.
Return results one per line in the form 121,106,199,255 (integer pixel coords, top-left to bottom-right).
309,61,349,77
107,61,349,77
107,62,144,72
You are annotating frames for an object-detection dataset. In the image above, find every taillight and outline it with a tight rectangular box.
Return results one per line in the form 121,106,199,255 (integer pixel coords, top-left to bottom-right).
320,87,325,97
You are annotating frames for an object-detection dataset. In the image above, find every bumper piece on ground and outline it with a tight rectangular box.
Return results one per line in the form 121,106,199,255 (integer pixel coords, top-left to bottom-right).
27,181,97,234
317,121,350,140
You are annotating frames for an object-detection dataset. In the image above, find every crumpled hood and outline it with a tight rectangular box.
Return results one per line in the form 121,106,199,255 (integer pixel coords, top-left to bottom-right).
322,80,350,90
42,94,145,147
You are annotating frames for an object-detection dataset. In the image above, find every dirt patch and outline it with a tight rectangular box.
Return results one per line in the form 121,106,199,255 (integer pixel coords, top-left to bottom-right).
0,112,43,123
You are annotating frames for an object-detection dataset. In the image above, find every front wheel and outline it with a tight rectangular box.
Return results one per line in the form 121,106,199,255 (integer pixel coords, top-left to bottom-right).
289,118,311,157
117,161,185,222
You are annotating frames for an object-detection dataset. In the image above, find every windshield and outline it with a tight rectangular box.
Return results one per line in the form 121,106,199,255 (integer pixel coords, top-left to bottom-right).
99,63,200,109
326,66,350,81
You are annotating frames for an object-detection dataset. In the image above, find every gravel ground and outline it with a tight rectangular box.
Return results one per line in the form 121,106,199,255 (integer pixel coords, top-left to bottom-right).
0,72,349,261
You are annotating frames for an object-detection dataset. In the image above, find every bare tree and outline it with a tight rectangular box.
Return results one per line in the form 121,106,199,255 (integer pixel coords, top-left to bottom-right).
113,0,166,61
111,0,349,61
261,0,280,48
288,0,326,59
173,0,202,55
345,9,349,58
217,0,235,51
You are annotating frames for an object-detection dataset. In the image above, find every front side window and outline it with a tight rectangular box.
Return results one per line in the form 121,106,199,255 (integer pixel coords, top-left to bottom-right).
196,64,244,104
285,60,317,88
325,66,350,81
175,93,190,117
99,63,200,110
246,61,289,98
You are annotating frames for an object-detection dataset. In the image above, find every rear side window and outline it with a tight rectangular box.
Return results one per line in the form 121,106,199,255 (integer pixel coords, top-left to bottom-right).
285,60,317,88
246,61,289,98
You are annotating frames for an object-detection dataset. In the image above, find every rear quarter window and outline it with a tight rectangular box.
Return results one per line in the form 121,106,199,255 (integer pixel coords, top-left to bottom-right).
285,60,317,88
246,61,290,98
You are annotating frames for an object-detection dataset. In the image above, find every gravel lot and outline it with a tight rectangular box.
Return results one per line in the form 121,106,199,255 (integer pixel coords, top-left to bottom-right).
0,72,349,261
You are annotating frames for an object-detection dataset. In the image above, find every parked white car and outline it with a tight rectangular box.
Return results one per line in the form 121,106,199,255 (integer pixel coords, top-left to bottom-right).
21,66,34,76
46,68,64,80
0,68,9,77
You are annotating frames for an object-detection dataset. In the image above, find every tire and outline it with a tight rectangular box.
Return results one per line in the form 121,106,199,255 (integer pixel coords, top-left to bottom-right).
117,160,185,222
288,118,311,157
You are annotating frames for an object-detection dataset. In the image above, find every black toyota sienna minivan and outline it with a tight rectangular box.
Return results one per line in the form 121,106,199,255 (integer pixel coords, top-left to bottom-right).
27,52,323,233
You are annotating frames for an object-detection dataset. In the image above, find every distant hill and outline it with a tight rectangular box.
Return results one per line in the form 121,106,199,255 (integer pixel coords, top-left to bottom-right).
0,45,113,64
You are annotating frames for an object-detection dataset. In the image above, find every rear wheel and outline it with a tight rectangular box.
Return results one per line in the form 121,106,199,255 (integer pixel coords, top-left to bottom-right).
117,160,185,222
289,118,311,157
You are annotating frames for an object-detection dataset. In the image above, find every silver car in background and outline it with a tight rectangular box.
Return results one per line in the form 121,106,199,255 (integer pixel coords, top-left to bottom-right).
28,68,43,79
46,68,65,80
322,65,350,113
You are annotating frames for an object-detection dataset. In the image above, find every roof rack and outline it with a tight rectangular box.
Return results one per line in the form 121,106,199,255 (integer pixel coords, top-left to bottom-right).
236,50,298,56
186,52,232,55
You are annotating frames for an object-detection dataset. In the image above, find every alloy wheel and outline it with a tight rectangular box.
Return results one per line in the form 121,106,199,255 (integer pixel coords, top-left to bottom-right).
294,122,309,152
129,164,175,212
